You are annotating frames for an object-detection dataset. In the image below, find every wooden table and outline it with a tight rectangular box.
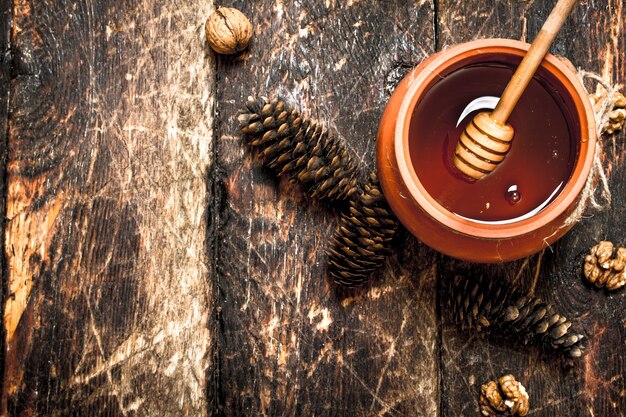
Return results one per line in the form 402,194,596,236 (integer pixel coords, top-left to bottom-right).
1,1,624,416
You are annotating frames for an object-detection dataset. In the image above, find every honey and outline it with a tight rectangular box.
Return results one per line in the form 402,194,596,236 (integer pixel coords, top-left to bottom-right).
409,63,579,223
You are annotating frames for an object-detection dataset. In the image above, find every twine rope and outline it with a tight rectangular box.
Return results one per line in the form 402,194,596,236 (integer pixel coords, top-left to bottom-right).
562,70,620,227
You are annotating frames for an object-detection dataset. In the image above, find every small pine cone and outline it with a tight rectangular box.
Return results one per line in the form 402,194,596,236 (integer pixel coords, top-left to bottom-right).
238,96,359,200
479,375,529,416
499,296,585,359
449,275,514,331
327,173,399,287
583,241,626,290
449,275,586,360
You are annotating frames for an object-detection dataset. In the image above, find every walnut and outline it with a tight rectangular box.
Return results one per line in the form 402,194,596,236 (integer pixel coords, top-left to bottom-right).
480,375,529,416
606,107,626,135
480,381,507,415
584,241,626,291
588,84,605,113
205,7,253,55
589,86,626,134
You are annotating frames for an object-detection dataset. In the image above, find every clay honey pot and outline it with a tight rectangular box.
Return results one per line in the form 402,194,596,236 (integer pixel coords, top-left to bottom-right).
376,39,596,262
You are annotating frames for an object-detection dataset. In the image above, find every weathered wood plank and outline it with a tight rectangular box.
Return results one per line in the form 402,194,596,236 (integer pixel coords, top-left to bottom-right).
215,1,440,415
0,0,13,405
437,1,626,416
2,1,622,415
2,1,215,415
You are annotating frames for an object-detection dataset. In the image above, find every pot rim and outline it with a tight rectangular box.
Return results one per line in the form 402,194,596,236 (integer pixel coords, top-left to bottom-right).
394,38,596,239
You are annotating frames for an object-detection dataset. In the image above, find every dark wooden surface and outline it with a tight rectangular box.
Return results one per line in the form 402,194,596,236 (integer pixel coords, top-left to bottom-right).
1,1,625,416
438,2,626,416
215,2,439,416
0,1,11,413
2,1,215,415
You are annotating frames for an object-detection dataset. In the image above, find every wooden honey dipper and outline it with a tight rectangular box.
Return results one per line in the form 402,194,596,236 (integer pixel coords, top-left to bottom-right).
453,0,578,180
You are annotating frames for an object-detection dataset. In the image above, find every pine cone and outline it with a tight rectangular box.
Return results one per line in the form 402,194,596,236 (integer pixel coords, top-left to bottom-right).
450,274,514,331
449,275,586,360
479,375,529,416
238,96,359,200
583,241,626,291
327,173,399,287
500,295,585,359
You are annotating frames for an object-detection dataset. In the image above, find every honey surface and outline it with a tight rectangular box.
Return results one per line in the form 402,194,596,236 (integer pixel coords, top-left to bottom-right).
409,64,579,223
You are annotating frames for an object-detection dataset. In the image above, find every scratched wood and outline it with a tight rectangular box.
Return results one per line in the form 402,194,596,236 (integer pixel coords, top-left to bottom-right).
1,1,214,415
0,0,11,405
214,1,441,415
1,0,625,416
437,0,626,416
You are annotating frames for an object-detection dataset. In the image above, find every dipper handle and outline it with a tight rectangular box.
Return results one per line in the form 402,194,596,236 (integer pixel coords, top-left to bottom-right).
453,0,578,180
491,0,578,124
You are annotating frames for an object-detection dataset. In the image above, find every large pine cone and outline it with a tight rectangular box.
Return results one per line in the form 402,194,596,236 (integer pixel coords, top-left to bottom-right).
449,275,585,360
327,173,399,287
238,96,359,200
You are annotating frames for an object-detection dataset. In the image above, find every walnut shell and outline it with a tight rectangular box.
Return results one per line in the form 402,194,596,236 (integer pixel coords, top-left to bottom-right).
480,375,529,416
584,241,626,290
205,7,253,55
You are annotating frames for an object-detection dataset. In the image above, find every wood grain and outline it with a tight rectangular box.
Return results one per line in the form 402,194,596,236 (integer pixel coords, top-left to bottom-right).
490,0,578,124
0,0,12,406
437,0,626,415
0,1,624,416
2,1,215,415
214,1,439,415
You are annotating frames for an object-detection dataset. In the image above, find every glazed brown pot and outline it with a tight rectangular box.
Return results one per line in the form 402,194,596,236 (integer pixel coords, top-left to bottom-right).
376,39,596,263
